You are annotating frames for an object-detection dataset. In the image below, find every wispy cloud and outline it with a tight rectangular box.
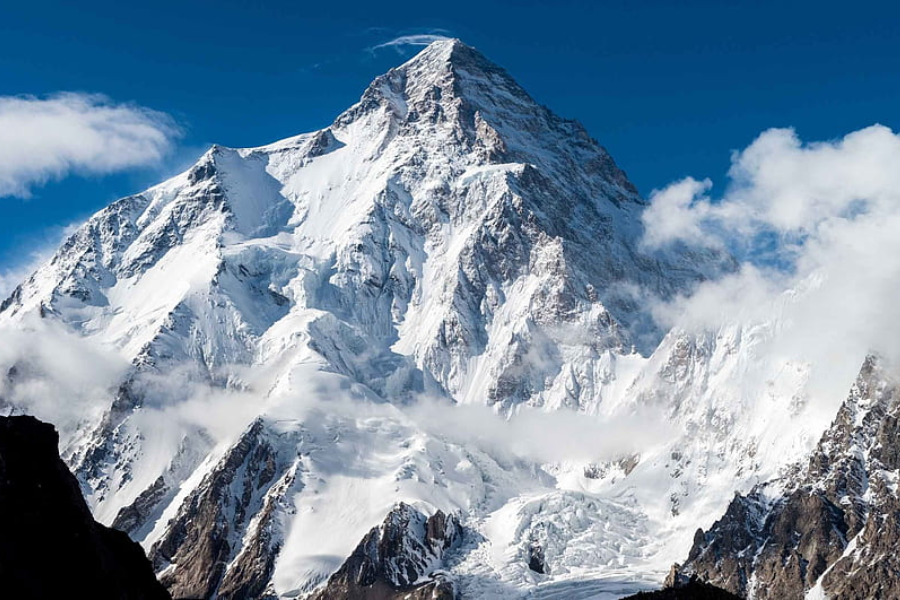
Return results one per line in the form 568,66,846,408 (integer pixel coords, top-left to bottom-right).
0,93,179,199
369,33,452,53
0,267,31,300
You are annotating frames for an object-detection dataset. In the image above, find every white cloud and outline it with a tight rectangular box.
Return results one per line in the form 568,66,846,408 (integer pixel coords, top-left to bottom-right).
644,125,900,254
0,316,130,448
408,399,673,464
371,34,451,52
641,177,715,249
0,93,179,198
0,268,29,299
643,124,900,387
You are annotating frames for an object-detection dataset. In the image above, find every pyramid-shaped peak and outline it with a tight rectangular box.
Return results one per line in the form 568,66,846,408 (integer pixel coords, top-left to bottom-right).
414,37,475,57
399,37,505,77
336,37,533,129
369,37,533,114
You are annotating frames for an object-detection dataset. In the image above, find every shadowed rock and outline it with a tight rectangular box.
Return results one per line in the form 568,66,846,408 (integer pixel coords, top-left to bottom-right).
0,415,170,600
622,576,741,599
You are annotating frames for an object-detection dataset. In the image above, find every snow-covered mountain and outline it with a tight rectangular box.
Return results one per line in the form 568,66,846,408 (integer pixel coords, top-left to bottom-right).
0,39,863,599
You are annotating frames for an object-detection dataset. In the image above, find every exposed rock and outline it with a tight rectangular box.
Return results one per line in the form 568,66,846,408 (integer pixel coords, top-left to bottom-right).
0,415,170,600
217,463,300,600
113,474,167,533
622,576,741,599
150,419,281,599
676,356,900,599
309,503,462,600
527,544,548,574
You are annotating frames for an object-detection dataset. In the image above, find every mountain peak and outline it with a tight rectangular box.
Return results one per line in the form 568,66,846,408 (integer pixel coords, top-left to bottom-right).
398,37,516,88
407,37,485,66
338,37,526,123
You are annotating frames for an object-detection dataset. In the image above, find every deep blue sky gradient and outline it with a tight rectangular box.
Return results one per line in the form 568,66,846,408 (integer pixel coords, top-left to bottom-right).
1,0,898,271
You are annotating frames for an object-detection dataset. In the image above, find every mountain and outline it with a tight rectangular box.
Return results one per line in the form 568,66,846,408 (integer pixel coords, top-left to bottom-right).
0,415,170,600
0,39,861,598
673,355,900,599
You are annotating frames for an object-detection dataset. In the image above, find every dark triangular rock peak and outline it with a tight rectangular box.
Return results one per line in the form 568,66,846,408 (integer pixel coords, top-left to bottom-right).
309,503,462,600
0,415,170,600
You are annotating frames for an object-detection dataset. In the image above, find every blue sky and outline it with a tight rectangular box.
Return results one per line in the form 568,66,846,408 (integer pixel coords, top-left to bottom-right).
1,0,898,281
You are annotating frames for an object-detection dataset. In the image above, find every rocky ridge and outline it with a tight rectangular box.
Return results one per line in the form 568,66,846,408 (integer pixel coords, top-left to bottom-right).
310,503,462,600
675,355,900,599
0,415,170,600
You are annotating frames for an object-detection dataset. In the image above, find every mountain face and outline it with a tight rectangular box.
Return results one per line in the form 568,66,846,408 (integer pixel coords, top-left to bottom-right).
0,39,864,598
673,355,900,600
0,415,170,600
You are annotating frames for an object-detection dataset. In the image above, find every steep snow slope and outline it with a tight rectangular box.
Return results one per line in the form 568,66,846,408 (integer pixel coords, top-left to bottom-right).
0,39,849,598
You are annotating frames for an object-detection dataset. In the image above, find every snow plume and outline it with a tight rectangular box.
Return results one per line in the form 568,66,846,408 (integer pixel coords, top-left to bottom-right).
0,317,129,443
643,124,900,405
0,93,178,198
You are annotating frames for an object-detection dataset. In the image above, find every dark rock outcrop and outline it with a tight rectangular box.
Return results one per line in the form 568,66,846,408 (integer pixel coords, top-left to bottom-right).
675,356,900,599
0,415,170,600
150,419,282,600
310,503,462,600
622,576,741,599
527,544,548,574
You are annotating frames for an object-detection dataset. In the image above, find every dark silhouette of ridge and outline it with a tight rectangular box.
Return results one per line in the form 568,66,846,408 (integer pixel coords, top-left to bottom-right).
0,415,171,600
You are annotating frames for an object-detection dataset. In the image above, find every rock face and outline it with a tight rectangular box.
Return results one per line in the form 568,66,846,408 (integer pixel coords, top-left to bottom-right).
310,503,462,600
0,415,170,600
676,355,900,599
149,419,293,600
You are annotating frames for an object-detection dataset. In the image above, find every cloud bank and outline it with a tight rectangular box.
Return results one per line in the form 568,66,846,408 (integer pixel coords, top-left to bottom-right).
643,124,900,401
0,93,179,198
0,317,130,447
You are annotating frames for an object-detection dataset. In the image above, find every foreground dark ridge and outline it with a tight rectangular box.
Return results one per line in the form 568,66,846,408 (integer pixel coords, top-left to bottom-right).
0,415,171,600
622,577,741,599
